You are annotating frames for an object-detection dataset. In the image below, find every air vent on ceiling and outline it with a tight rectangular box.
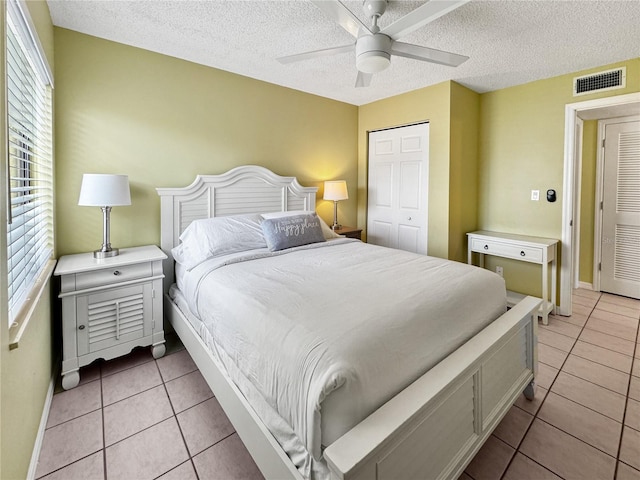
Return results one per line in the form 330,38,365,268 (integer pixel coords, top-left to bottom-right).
573,67,626,96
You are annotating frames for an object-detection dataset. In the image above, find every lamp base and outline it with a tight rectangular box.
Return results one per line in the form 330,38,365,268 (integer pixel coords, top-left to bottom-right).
331,224,342,231
93,248,119,259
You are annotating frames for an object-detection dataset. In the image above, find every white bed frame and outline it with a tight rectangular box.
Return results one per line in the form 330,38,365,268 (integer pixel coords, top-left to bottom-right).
157,165,540,480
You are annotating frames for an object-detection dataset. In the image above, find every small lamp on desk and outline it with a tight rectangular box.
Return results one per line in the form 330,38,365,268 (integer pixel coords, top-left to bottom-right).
78,174,131,259
323,180,348,230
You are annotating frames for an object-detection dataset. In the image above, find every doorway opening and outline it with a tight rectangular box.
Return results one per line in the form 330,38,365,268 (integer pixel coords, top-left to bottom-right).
561,92,640,315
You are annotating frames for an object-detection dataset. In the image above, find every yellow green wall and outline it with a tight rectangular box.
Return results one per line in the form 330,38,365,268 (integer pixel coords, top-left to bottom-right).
477,59,640,297
449,82,480,262
580,120,598,284
54,28,358,257
0,2,55,479
357,81,479,261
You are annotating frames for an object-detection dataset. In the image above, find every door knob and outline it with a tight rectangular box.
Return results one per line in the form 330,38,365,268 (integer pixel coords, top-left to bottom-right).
407,216,412,220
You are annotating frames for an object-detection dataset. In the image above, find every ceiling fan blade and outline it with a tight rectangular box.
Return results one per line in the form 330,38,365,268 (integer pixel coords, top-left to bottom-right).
277,44,354,64
391,42,468,67
381,0,469,40
355,71,373,88
311,0,372,38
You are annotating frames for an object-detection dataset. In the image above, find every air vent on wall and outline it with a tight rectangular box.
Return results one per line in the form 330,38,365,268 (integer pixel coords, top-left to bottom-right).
573,67,626,96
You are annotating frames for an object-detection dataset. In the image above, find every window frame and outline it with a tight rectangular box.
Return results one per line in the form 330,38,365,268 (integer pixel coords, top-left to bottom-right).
5,0,54,335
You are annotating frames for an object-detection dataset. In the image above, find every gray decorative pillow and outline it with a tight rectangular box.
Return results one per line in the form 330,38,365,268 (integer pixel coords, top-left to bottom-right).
261,213,326,251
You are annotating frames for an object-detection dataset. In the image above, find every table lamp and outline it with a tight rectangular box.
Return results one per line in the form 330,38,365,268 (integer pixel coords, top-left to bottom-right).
78,174,131,258
323,180,348,230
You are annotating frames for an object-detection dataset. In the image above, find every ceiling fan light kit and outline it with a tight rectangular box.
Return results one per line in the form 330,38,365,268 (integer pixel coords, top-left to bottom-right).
278,0,470,87
356,34,392,74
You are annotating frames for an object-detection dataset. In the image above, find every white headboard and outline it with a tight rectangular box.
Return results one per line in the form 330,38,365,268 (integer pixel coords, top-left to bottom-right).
156,165,318,289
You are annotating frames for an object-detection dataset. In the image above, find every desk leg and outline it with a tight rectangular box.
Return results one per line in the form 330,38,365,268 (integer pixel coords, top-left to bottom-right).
551,251,557,316
542,261,549,325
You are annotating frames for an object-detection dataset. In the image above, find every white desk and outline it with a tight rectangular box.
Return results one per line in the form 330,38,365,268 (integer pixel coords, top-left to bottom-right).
467,231,558,325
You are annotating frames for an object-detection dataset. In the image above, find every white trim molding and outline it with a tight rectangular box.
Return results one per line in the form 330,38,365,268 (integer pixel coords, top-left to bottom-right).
578,282,594,291
26,372,56,480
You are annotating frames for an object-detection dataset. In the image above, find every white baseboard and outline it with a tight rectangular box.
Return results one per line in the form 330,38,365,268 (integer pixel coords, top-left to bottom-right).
578,282,594,291
27,371,56,480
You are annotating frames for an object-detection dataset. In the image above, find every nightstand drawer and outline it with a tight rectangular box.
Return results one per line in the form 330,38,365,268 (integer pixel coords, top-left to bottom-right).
470,239,542,263
75,262,152,290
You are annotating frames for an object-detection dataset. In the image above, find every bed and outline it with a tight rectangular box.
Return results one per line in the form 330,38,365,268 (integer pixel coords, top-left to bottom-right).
156,165,540,480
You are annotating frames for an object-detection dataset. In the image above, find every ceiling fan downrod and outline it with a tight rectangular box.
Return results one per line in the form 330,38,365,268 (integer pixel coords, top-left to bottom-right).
357,0,391,73
363,0,388,30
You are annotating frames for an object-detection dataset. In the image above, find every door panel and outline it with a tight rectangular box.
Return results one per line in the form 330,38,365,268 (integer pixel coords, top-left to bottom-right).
600,119,640,299
398,224,421,253
370,220,393,248
368,123,429,254
373,163,394,208
399,161,421,210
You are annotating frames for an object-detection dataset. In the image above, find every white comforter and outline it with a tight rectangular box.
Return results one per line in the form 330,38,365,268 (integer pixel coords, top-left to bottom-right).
180,239,506,478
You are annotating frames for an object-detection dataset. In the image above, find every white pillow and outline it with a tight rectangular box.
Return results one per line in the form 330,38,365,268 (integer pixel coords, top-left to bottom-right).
176,214,266,270
261,210,340,240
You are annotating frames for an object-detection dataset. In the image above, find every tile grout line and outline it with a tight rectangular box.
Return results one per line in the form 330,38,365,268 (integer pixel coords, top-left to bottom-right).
544,379,625,424
100,366,107,480
157,357,202,480
613,306,640,479
570,337,636,361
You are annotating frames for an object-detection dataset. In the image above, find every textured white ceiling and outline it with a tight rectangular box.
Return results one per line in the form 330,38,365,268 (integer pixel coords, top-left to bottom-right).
47,0,640,106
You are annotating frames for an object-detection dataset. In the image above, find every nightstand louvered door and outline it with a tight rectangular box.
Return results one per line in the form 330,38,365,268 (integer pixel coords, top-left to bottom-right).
76,283,152,355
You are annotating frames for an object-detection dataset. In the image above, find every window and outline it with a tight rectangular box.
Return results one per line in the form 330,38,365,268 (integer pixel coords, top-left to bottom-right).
6,0,54,326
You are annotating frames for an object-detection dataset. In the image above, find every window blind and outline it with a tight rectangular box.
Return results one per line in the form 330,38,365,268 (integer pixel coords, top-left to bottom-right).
6,0,54,325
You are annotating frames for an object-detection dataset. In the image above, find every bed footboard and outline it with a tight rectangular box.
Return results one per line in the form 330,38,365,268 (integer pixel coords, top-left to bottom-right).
323,295,540,480
166,293,539,480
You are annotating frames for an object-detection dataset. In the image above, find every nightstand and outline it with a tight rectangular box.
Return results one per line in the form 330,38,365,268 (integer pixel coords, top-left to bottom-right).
54,245,167,389
334,226,363,240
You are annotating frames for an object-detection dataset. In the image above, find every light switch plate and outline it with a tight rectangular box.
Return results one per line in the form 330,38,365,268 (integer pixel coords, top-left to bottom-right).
531,190,540,201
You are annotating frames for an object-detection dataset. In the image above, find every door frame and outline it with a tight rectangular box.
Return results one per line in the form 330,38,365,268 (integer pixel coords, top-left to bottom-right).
561,92,640,316
592,114,640,292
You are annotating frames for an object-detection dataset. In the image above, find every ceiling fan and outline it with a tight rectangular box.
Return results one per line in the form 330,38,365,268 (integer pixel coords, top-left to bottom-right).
277,0,470,87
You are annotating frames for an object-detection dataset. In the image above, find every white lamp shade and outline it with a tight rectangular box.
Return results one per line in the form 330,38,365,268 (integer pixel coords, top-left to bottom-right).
323,180,349,201
78,174,131,207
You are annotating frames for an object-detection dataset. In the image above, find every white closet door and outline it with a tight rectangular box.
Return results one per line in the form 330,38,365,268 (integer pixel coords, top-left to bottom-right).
367,123,429,254
600,119,640,299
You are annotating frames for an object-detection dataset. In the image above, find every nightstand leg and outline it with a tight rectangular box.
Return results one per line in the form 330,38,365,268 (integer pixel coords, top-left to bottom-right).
62,370,80,390
151,342,166,359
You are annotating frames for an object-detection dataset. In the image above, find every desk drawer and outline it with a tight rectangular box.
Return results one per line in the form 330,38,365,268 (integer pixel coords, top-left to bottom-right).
75,262,152,290
471,239,543,263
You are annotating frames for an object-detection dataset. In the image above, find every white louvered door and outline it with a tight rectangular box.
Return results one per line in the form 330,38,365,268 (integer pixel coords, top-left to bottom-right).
600,119,640,299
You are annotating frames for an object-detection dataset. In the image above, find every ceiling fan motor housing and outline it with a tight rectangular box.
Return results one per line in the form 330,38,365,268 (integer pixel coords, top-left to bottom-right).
356,34,392,73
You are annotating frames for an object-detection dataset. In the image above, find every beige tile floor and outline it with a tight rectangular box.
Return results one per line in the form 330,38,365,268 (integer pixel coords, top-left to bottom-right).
36,289,640,480
36,335,263,480
464,289,640,480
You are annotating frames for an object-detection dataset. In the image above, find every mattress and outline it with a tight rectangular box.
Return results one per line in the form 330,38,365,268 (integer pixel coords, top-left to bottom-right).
171,239,506,479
